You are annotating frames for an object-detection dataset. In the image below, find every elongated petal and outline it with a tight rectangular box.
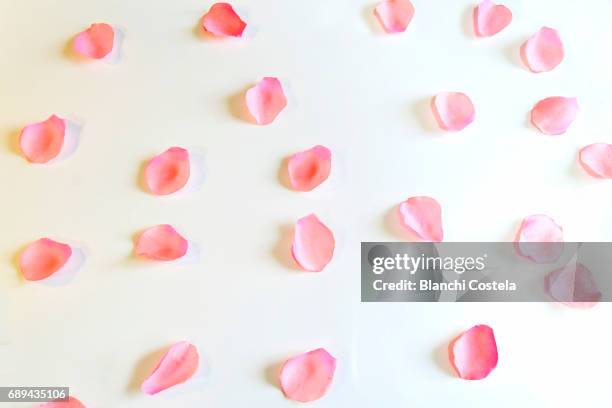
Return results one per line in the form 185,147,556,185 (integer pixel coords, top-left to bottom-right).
279,348,336,402
515,215,564,263
545,262,601,309
291,214,335,272
74,23,115,59
521,27,564,73
431,92,475,131
473,0,512,37
145,147,191,195
135,225,188,261
142,341,199,395
19,115,66,164
579,143,612,178
39,397,85,408
398,196,443,242
202,3,246,37
288,145,331,192
449,325,498,380
374,0,415,34
245,77,287,125
20,238,72,281
531,97,578,135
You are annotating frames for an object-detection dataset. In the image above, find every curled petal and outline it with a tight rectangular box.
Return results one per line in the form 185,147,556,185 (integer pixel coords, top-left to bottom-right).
431,92,475,131
398,196,443,242
449,325,498,380
520,27,564,73
291,214,335,272
19,115,66,164
545,262,601,309
579,143,612,179
515,215,564,263
73,23,115,59
374,0,415,34
473,0,512,37
38,397,86,408
145,147,191,195
142,341,199,395
279,348,336,402
135,225,188,261
20,238,72,281
531,96,578,135
202,3,246,37
287,145,332,192
245,77,287,125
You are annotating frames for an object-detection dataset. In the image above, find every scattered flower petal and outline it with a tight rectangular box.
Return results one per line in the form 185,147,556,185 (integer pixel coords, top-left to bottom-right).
449,325,498,380
19,115,66,164
520,27,564,73
202,3,247,37
245,77,287,125
374,0,415,34
431,92,475,131
73,23,115,59
279,348,336,402
287,145,332,192
530,96,578,135
145,147,191,195
473,0,512,37
515,215,564,263
142,341,199,395
135,225,188,261
291,214,335,272
398,196,443,242
579,143,612,178
545,261,601,309
20,238,72,281
39,397,86,408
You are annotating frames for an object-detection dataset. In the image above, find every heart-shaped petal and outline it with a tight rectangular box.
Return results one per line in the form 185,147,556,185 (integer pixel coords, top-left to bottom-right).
38,397,86,408
374,0,415,34
245,77,287,125
202,3,247,37
135,225,188,261
144,147,191,195
515,214,564,264
579,143,612,178
520,27,564,73
142,341,199,395
530,96,578,135
291,214,335,272
287,145,332,192
19,115,66,164
20,238,72,281
73,23,115,59
279,348,336,402
473,0,512,37
545,262,601,309
398,196,443,242
431,92,475,132
449,325,498,380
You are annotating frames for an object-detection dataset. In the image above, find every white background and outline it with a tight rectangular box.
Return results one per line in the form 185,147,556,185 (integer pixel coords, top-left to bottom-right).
2,0,612,406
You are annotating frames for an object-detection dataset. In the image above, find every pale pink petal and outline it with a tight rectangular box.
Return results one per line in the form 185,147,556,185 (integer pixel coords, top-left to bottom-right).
19,115,66,164
449,325,498,380
38,397,86,408
473,0,512,37
398,196,443,242
579,143,612,178
520,27,564,73
202,3,246,37
279,348,336,402
145,147,191,195
245,77,287,125
142,341,199,395
135,225,188,261
431,92,475,131
374,0,415,34
515,214,564,263
287,145,332,192
545,262,601,309
291,214,335,272
73,23,115,59
20,238,72,281
530,96,578,135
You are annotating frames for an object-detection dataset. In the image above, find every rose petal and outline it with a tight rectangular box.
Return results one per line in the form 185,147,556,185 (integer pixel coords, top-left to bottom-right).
515,214,564,263
473,0,512,37
287,145,332,192
279,348,336,402
19,115,66,164
520,27,564,73
135,225,188,261
449,325,498,380
145,147,191,195
530,96,578,135
73,23,115,59
20,238,72,281
579,143,612,179
431,92,475,131
38,397,86,408
245,77,287,125
141,341,199,395
545,262,601,309
291,214,335,272
398,196,443,242
201,3,247,38
374,0,415,34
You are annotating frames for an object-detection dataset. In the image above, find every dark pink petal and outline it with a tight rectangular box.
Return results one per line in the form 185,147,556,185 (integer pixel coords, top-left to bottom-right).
530,96,578,135
449,325,498,380
291,214,335,272
515,214,564,263
201,3,246,37
431,92,475,131
245,77,287,125
287,145,331,192
20,238,72,281
473,0,512,37
141,341,199,395
279,348,336,402
73,23,115,59
135,225,188,261
145,147,191,195
38,397,85,408
520,27,564,73
374,0,415,34
579,143,612,178
398,196,443,242
19,115,66,164
545,262,601,309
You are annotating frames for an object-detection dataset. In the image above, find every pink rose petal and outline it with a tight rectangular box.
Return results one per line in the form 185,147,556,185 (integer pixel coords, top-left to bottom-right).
579,143,612,179
398,196,443,242
38,397,85,408
545,262,601,309
20,238,72,281
145,147,191,195
279,348,336,402
19,115,66,164
449,325,498,380
291,214,335,272
473,0,512,37
520,27,564,73
530,96,578,135
141,341,199,395
515,214,564,264
202,3,247,38
374,0,415,34
431,92,475,131
245,77,287,125
287,145,332,192
135,225,188,261
73,23,115,59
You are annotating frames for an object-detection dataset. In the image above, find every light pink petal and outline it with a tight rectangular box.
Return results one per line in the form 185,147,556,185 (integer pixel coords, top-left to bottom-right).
141,341,199,395
202,3,247,37
19,238,72,281
291,214,335,272
473,0,512,37
515,214,564,263
374,0,415,34
38,397,85,408
545,262,601,309
135,225,188,261
287,145,332,192
530,96,578,135
19,115,66,164
431,92,475,131
245,77,287,125
579,143,612,178
449,325,498,380
279,348,336,402
398,196,443,242
73,23,115,59
145,147,191,195
520,27,564,73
